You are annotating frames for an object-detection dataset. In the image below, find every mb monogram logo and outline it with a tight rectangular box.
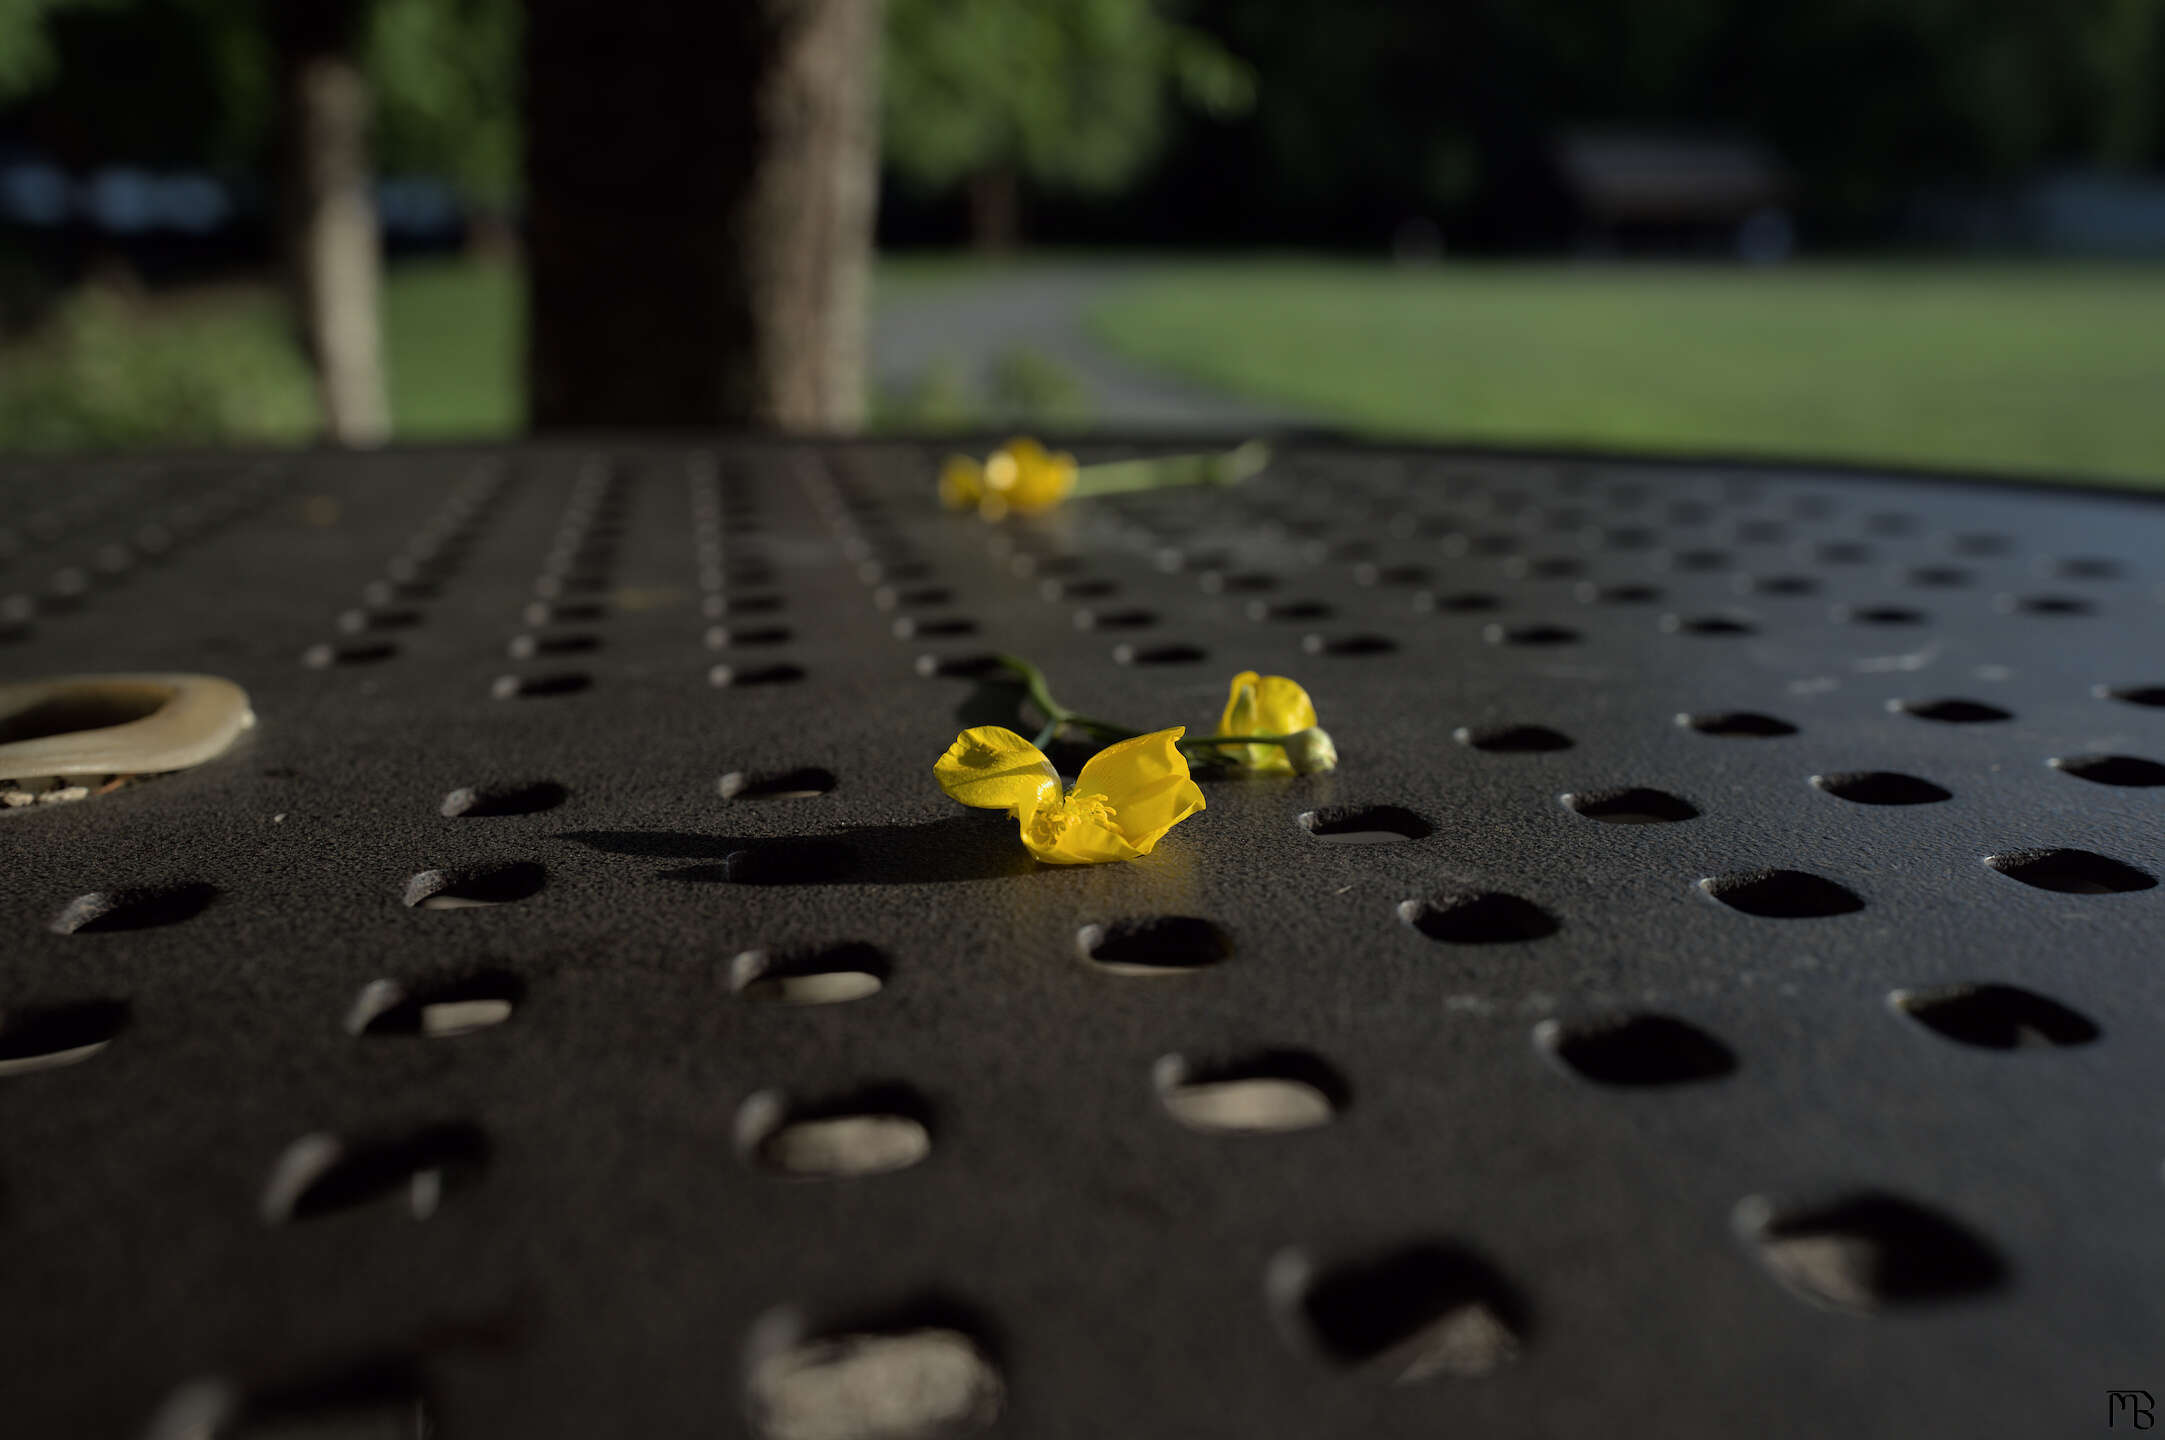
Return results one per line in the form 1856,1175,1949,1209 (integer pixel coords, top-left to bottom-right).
2109,1391,2156,1430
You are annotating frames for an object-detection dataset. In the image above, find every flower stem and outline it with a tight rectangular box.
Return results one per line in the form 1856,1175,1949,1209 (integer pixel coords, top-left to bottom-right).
1178,733,1289,754
1068,440,1271,498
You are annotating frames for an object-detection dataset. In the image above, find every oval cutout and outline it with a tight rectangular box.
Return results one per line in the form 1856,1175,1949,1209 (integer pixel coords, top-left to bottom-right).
1560,787,1698,824
1414,589,1501,613
1837,605,1926,626
1268,1243,1525,1382
709,662,807,688
2006,593,2094,616
744,1313,1002,1440
1071,606,1157,632
1397,891,1558,944
1575,582,1662,605
1982,847,2154,895
1301,633,1398,657
1735,1191,2006,1314
731,944,889,1006
1661,614,1754,636
1454,724,1572,754
1112,642,1208,666
1535,1013,1735,1086
719,767,837,802
1076,916,1229,975
401,862,545,909
144,1361,432,1440
737,1087,932,1179
2049,754,2165,787
261,1122,489,1223
304,641,397,668
2098,684,2165,708
51,882,216,934
1811,771,1950,806
439,780,567,817
346,972,522,1038
0,998,128,1076
1678,711,1796,738
1154,1051,1344,1133
1889,982,2098,1050
1299,805,1433,844
1699,869,1863,918
489,671,591,699
507,632,599,659
711,623,798,648
1889,697,2010,724
1483,622,1580,647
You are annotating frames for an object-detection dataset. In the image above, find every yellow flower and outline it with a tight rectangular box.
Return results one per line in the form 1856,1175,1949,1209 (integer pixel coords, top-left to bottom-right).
938,437,1077,519
1217,672,1321,774
938,454,985,511
934,725,1205,864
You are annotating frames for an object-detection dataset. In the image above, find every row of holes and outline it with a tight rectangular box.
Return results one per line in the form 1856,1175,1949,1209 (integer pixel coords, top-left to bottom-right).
700,458,812,689
35,814,2152,944
4,466,283,646
490,460,631,699
139,1174,2009,1436
304,465,510,670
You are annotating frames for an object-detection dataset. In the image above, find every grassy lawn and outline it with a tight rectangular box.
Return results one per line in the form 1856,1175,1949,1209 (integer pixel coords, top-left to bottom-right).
8,254,2165,488
382,256,524,437
1090,260,2165,486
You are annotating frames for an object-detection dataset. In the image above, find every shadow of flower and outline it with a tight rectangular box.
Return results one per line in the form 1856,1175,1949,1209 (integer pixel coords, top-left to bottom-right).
558,813,1042,886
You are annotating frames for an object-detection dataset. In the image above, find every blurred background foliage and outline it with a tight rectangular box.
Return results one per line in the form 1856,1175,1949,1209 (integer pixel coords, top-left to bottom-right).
2,0,2165,480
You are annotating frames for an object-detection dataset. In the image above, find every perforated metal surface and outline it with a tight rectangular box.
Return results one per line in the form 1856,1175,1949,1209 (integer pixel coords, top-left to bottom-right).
3,441,2162,1437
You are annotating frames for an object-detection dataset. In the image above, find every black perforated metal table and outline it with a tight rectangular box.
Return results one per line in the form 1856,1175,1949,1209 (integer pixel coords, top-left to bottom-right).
2,440,2161,1438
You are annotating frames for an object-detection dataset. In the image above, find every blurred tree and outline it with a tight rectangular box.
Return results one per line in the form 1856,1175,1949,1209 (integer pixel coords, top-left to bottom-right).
364,0,521,247
523,0,884,430
271,0,386,445
0,0,110,101
883,0,1253,248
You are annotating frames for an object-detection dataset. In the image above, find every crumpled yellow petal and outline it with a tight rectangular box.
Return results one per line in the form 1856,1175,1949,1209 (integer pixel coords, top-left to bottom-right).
1217,671,1318,773
1074,726,1205,852
1022,798,1144,865
934,726,1060,814
939,455,985,511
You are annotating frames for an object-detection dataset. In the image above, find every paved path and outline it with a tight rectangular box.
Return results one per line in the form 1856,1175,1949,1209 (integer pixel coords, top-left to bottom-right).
871,261,1311,432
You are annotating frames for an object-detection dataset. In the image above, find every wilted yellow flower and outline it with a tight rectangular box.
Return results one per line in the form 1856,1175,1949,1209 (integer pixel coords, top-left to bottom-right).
939,454,986,511
935,725,1205,864
1217,671,1321,773
938,437,1077,519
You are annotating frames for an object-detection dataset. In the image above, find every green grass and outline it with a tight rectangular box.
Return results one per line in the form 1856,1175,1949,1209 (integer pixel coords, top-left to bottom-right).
1090,260,2165,486
382,256,525,437
12,254,2165,487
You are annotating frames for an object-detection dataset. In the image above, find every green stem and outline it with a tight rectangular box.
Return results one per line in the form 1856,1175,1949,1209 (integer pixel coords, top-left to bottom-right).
1179,733,1290,753
997,654,1069,726
1068,440,1271,498
999,654,1282,758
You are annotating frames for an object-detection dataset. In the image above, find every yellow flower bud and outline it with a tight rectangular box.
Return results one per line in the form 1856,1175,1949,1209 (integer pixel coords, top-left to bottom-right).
1280,727,1338,774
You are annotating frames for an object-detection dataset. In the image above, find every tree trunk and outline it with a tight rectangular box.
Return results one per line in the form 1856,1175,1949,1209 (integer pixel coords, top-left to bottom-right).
273,1,390,448
523,0,883,431
968,167,1020,253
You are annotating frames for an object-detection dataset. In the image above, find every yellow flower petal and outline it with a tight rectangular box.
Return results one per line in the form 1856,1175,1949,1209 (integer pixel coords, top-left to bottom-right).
1074,726,1206,853
938,455,985,511
1021,793,1144,865
1217,671,1317,773
999,436,1077,514
933,727,1060,814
